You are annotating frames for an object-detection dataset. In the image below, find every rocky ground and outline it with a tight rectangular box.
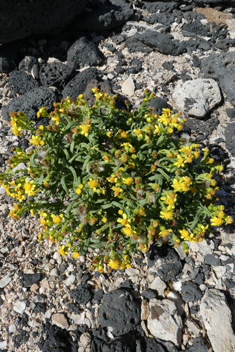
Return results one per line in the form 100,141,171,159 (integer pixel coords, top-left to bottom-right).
1,0,235,351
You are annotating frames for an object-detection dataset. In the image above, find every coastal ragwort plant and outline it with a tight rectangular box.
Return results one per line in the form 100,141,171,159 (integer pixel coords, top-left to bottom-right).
0,88,233,272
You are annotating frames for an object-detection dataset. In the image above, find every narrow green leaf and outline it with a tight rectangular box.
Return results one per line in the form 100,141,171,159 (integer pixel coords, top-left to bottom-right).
82,156,90,172
61,174,69,193
66,200,77,215
63,149,70,160
70,141,75,153
67,166,77,183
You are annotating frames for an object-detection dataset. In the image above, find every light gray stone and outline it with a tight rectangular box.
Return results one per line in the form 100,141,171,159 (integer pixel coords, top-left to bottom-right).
200,289,235,352
172,78,221,119
122,76,135,97
150,276,167,296
147,298,183,347
52,313,69,329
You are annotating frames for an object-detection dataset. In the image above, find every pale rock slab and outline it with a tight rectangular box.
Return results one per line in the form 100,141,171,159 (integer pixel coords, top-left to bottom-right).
172,78,221,119
52,313,69,329
200,289,235,352
13,300,26,314
0,275,11,288
147,298,183,346
150,276,167,296
122,76,135,97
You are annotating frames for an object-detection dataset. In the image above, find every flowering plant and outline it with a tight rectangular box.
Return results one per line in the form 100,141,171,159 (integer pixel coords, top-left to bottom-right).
0,89,232,272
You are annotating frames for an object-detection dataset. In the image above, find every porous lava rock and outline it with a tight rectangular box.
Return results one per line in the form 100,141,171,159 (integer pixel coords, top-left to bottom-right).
99,289,141,336
67,37,104,69
7,70,39,96
225,122,235,157
0,0,88,44
147,244,183,282
1,87,56,121
39,62,75,90
69,284,93,305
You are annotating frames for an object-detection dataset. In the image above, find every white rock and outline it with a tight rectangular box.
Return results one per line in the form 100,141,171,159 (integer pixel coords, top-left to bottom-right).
0,275,11,288
71,312,85,325
147,298,183,346
13,300,26,314
125,267,140,276
172,78,221,118
44,309,52,319
53,252,62,264
9,324,16,333
150,277,167,296
52,313,69,329
0,186,6,194
0,340,7,349
172,281,182,292
122,76,135,97
64,274,75,286
200,289,235,352
12,163,27,172
50,268,58,276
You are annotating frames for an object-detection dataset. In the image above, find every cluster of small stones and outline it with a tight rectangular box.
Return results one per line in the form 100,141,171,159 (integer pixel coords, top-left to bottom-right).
1,0,235,351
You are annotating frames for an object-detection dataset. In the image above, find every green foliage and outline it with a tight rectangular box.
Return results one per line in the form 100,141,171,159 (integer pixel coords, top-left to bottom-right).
0,88,232,272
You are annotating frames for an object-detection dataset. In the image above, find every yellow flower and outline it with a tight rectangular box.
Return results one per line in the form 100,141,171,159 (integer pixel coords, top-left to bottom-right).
24,179,34,192
52,214,64,224
73,252,79,259
123,177,133,185
76,188,82,194
172,179,180,190
112,186,123,197
133,129,143,138
37,106,47,118
211,216,223,226
225,216,233,225
12,127,22,137
108,259,120,270
59,245,67,256
39,125,44,130
106,132,113,137
117,213,128,226
30,135,44,146
103,155,109,162
102,217,107,223
122,225,133,236
88,178,99,190
118,209,123,215
160,211,174,220
80,124,91,137
174,155,185,168
121,131,128,139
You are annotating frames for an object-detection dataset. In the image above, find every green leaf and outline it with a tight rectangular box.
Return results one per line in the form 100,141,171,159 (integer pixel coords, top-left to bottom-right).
90,242,107,249
61,174,70,193
63,149,70,160
29,152,38,168
67,166,77,183
66,200,77,215
101,203,113,209
70,141,75,153
190,210,201,230
111,201,124,209
82,156,90,172
156,134,165,146
156,168,170,181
